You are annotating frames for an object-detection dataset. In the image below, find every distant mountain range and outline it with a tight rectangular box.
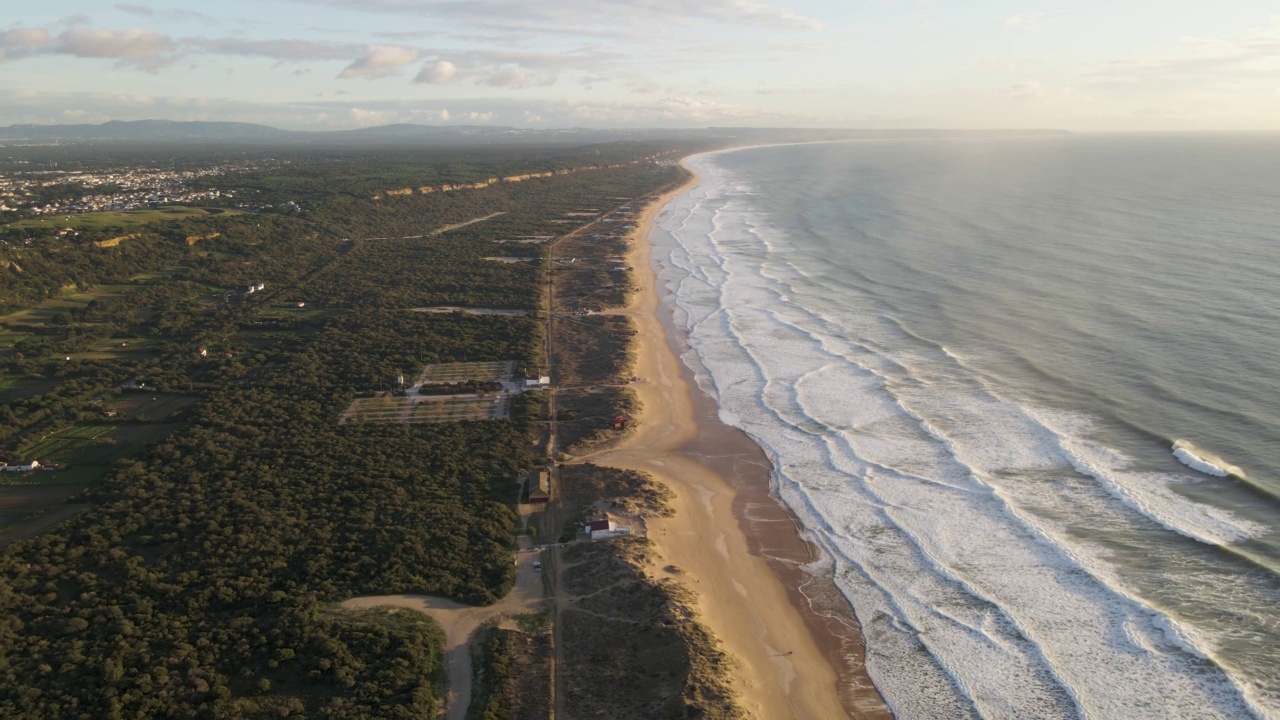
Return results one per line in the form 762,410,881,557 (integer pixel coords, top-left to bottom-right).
0,119,1069,146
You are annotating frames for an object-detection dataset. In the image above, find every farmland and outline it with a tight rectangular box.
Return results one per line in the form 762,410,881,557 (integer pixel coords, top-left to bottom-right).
17,421,185,482
4,206,240,231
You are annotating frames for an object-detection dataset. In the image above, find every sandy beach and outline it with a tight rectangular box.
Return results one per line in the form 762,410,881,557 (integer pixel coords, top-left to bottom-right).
582,162,893,719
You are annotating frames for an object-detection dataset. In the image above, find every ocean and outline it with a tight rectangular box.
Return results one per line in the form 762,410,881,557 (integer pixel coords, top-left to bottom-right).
650,136,1280,719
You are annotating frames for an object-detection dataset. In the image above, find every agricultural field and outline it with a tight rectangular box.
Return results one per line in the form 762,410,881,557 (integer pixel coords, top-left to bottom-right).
418,360,514,384
342,394,508,424
0,484,89,549
4,206,240,232
69,336,162,361
0,374,56,401
105,393,200,421
18,422,184,476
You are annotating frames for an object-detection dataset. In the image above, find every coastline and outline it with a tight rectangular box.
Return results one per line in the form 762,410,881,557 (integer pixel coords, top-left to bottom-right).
584,157,892,718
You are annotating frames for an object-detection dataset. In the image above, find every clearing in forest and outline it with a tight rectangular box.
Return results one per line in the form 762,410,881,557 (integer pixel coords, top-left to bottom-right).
340,361,519,425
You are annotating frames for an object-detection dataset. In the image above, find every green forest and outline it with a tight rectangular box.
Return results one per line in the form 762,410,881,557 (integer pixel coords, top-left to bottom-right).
0,142,687,718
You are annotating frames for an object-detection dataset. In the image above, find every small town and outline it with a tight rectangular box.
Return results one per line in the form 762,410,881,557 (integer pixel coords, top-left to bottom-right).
0,160,269,216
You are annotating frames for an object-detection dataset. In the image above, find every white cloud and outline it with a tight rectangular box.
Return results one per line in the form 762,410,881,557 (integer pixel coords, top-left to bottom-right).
0,28,53,59
413,59,457,84
981,57,1020,72
338,44,419,79
188,37,356,61
1006,80,1046,100
479,66,556,88
1086,18,1280,87
115,3,154,17
348,107,398,125
300,0,823,33
439,108,451,121
1003,11,1062,29
0,26,177,69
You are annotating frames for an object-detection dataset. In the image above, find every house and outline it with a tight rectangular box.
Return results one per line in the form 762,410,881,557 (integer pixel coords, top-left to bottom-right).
1,460,40,473
591,527,632,541
524,376,551,389
528,469,551,504
610,415,629,430
584,512,616,533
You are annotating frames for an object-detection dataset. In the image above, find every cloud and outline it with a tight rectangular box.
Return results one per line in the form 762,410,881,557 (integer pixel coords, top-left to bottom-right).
115,3,154,17
1006,80,1047,100
187,37,356,61
0,26,178,69
337,44,419,79
1003,11,1062,29
296,0,822,33
413,59,457,84
57,27,177,69
1004,80,1072,104
348,107,398,126
0,28,52,59
479,66,557,88
631,81,661,94
1085,18,1280,88
981,57,1020,72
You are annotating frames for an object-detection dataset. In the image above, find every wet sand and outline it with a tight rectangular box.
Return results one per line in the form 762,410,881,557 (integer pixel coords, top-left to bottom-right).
582,163,892,718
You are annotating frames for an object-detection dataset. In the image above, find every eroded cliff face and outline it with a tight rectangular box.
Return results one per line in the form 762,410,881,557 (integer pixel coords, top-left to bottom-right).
372,155,665,200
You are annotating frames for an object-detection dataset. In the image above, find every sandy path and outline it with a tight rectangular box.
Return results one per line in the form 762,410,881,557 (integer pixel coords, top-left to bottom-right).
577,171,856,719
342,535,545,720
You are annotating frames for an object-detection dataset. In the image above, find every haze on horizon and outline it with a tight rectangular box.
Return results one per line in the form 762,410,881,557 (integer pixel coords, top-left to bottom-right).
1,0,1277,132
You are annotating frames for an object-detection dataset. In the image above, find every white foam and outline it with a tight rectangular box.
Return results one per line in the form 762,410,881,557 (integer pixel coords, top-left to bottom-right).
648,150,1272,719
1173,439,1246,478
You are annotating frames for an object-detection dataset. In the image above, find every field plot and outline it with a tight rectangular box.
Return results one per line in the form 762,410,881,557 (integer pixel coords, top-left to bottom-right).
107,393,200,421
0,484,89,548
5,206,240,232
411,397,508,422
418,360,514,384
341,361,518,424
17,422,184,482
0,484,83,530
342,395,507,424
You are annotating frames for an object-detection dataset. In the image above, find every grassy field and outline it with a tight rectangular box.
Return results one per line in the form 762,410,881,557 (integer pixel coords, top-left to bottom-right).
341,395,508,424
0,375,57,402
419,360,514,383
16,422,185,483
69,335,162,361
1,284,133,327
21,423,182,464
5,206,241,232
107,393,200,421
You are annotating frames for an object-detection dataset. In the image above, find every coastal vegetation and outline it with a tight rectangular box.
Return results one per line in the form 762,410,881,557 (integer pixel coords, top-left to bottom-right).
560,538,742,719
0,142,689,717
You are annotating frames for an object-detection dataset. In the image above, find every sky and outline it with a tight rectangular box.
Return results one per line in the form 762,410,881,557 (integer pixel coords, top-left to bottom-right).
1,1,1277,131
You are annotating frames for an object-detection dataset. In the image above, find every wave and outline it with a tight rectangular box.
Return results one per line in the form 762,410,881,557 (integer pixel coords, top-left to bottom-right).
1173,439,1246,479
652,149,1275,719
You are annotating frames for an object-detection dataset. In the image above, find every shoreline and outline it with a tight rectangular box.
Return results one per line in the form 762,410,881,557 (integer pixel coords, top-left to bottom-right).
584,158,892,718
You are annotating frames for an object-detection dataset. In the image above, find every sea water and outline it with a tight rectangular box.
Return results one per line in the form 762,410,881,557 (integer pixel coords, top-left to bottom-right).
651,136,1280,719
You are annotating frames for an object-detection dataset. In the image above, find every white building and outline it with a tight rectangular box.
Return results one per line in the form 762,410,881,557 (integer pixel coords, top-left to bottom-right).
1,460,40,472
